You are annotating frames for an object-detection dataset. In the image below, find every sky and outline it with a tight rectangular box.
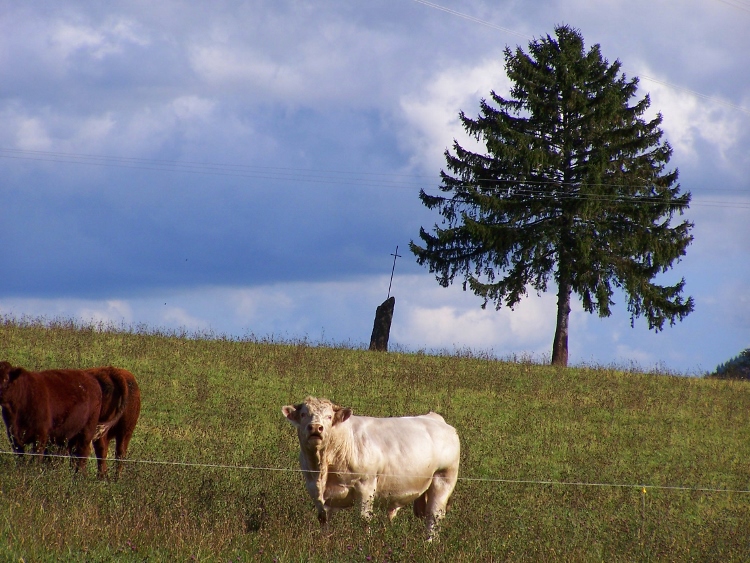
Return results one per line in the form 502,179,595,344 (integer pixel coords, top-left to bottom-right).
1,0,748,375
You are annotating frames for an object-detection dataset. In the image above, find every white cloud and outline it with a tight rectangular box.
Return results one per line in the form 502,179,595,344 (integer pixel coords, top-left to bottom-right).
51,18,149,61
171,96,216,121
77,300,134,325
16,117,52,151
391,274,554,353
189,45,302,94
0,298,133,326
639,70,743,164
160,306,209,332
4,94,226,161
231,286,297,323
0,271,742,373
399,59,509,174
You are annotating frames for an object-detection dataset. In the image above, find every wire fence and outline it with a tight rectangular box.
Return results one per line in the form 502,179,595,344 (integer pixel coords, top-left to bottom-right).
2,449,749,495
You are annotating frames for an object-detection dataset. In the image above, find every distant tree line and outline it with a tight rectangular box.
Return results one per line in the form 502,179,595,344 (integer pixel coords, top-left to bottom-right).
709,349,750,380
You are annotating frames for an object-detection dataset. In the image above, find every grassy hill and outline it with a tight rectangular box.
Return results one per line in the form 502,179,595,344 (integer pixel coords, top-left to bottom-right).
1,317,750,561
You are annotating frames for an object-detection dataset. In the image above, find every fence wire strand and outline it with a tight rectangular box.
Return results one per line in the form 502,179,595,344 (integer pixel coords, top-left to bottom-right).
2,449,749,495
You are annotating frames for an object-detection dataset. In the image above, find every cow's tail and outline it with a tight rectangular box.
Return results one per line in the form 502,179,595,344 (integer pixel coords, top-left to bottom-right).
94,367,130,433
92,423,112,441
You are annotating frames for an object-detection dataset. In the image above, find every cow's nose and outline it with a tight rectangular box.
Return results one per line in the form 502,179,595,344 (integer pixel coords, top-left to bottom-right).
308,424,324,434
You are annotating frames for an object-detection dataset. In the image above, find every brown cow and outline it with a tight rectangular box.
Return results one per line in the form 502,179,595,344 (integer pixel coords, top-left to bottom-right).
0,361,102,472
85,366,141,479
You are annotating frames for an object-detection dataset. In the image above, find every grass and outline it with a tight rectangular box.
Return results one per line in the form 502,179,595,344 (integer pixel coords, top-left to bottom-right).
1,316,750,561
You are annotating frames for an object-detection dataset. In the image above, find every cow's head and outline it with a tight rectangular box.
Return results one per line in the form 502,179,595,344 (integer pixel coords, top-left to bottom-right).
282,396,352,449
0,361,13,393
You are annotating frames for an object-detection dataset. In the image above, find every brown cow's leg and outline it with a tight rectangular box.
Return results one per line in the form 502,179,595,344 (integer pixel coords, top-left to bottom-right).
113,433,132,479
68,435,91,473
93,435,110,479
32,432,48,466
8,433,26,460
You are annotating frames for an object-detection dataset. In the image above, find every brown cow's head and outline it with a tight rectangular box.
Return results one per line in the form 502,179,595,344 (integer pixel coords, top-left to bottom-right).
0,361,13,392
282,396,352,450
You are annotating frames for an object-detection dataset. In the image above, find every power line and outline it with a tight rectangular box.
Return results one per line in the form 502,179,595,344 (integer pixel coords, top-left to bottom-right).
2,147,748,209
0,148,419,181
0,147,741,195
426,190,750,210
410,0,750,116
714,0,750,14
410,0,530,39
0,147,427,190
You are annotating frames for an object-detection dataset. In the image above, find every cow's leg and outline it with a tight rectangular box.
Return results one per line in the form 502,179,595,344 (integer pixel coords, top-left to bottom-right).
31,432,48,466
304,473,329,525
357,479,377,522
68,434,92,473
316,502,329,525
356,480,377,521
7,431,26,460
424,467,459,542
93,434,110,479
113,429,133,479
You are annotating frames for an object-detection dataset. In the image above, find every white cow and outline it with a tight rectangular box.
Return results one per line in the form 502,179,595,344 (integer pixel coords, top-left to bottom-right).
282,396,460,540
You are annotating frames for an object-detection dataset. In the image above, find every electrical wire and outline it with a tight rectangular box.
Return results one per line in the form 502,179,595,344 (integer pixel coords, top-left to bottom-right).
410,0,750,116
0,147,426,190
714,0,750,14
2,147,747,209
410,0,530,39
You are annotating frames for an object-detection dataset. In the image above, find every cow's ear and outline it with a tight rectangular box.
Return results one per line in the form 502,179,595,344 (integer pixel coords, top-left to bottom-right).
0,361,11,385
8,367,25,381
333,407,352,425
282,404,302,425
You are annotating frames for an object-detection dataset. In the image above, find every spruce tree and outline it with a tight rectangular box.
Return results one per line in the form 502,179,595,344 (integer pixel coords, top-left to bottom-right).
410,25,694,366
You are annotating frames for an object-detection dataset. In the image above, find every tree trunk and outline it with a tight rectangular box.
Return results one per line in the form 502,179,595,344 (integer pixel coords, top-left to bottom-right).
551,279,571,366
369,297,395,351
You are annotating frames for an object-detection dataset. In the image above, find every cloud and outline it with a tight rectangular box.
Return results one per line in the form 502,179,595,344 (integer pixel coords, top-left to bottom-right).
398,59,509,173
76,300,134,325
170,96,215,121
161,306,210,332
15,116,52,151
189,45,303,96
392,275,556,356
0,268,743,374
639,71,744,166
1,0,748,377
51,18,150,62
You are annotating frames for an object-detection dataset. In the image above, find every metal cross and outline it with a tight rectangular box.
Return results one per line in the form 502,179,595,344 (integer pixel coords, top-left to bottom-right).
387,245,402,299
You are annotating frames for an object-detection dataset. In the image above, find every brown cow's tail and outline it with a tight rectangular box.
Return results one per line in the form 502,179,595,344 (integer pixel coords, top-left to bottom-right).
93,367,130,431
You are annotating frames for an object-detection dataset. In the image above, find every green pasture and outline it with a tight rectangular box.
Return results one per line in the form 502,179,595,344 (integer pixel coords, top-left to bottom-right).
1,318,749,561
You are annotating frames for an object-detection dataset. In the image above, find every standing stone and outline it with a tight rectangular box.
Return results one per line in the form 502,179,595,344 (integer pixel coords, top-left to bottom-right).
369,296,395,351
